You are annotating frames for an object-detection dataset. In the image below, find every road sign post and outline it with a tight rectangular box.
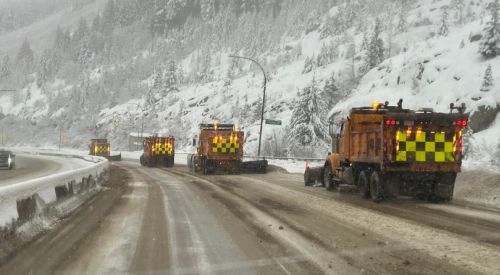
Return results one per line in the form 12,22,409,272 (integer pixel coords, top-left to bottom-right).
265,119,282,126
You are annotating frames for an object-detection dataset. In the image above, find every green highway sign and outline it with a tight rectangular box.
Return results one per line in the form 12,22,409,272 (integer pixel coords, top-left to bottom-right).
265,119,282,126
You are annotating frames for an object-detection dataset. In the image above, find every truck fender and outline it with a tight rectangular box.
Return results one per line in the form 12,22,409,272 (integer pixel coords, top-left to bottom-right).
326,154,340,174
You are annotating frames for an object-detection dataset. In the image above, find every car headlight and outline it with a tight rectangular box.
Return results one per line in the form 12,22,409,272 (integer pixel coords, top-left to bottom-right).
8,157,11,163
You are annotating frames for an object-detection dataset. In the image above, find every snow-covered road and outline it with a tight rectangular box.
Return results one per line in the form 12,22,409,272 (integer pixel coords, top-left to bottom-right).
0,153,93,187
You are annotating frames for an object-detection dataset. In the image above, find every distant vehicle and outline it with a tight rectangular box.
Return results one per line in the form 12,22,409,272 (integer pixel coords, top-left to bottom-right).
89,139,122,161
140,134,175,168
304,99,469,203
0,150,16,170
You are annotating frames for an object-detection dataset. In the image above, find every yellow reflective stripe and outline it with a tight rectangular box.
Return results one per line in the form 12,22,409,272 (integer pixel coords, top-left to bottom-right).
398,131,406,142
435,152,445,162
416,151,426,162
406,142,416,151
425,142,435,152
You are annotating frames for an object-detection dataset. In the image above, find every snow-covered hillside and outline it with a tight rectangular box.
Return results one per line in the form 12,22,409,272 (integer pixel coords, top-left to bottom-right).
0,0,499,168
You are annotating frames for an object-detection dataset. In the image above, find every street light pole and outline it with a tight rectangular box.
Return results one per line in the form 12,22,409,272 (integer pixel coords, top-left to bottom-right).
228,55,267,157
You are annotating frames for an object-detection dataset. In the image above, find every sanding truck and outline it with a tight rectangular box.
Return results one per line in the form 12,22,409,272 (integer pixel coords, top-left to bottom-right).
89,139,121,161
140,134,175,168
304,99,469,203
188,123,268,174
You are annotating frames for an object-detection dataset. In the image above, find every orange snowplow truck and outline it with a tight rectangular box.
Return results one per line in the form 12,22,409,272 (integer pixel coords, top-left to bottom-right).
304,99,469,203
89,139,122,161
140,134,175,168
190,124,244,174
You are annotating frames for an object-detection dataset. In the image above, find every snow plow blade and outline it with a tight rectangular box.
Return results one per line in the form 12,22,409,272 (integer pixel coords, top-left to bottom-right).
240,160,268,174
105,154,122,161
304,166,324,186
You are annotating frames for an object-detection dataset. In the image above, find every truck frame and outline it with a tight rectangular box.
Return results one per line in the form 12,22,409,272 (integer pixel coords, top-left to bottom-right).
305,99,469,203
140,134,175,168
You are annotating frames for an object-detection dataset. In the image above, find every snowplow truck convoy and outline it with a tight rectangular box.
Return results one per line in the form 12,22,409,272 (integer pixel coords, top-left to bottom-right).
304,99,469,202
140,135,175,168
89,139,121,161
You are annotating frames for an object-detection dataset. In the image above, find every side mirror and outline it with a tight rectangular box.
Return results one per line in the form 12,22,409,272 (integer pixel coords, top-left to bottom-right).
192,139,196,147
329,123,335,136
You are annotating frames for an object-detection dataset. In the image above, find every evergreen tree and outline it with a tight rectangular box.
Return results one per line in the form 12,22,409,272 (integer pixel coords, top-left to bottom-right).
164,59,180,94
396,10,408,34
316,44,331,67
1,55,12,79
322,71,339,106
74,17,89,42
253,95,263,123
36,49,50,87
478,0,500,58
16,38,34,73
101,0,116,34
290,75,328,146
91,12,101,33
480,64,494,91
302,55,316,74
77,36,92,66
438,8,450,37
54,26,64,50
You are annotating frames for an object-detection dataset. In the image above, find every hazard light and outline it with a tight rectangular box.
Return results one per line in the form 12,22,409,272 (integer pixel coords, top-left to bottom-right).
372,101,379,109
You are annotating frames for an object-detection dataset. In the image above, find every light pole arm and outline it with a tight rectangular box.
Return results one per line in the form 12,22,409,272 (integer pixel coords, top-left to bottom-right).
228,55,267,157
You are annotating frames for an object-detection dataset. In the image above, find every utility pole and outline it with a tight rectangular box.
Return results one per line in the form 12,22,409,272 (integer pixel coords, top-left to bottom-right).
228,55,267,157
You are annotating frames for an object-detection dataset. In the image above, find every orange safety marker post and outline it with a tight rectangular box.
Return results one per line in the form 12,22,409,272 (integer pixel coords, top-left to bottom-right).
305,161,309,171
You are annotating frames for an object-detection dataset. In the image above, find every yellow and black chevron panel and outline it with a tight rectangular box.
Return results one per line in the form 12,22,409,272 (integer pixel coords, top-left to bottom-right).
396,131,456,162
95,146,109,154
212,138,240,153
152,143,173,155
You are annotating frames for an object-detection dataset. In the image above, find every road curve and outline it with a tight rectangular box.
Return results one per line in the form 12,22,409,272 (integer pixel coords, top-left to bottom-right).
1,161,499,275
0,154,64,187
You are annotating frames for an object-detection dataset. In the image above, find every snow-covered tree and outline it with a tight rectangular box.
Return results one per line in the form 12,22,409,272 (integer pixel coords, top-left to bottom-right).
460,39,465,49
316,44,331,67
480,64,494,91
322,71,339,106
438,8,450,37
302,55,316,74
411,77,420,95
360,18,385,74
290,75,328,146
396,10,408,34
16,38,34,73
101,0,116,34
36,49,50,87
77,36,92,66
1,55,12,79
478,0,500,58
164,59,180,94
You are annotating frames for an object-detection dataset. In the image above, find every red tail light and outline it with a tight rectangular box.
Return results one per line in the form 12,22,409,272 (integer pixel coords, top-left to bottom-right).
386,120,391,125
463,120,467,126
391,120,396,125
457,121,462,126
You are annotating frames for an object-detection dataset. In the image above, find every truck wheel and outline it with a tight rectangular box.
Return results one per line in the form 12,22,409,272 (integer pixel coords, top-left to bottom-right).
323,163,335,190
370,171,384,203
358,170,372,199
140,155,145,166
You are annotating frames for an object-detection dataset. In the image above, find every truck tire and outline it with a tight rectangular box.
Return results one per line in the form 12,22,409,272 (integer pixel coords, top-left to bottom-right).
358,170,372,199
370,171,384,203
140,155,145,166
323,163,335,190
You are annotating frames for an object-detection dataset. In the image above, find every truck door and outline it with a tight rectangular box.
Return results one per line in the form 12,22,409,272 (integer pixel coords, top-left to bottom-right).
339,121,351,159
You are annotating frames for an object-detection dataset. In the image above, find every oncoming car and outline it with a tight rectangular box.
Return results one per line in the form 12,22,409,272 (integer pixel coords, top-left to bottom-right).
0,150,15,170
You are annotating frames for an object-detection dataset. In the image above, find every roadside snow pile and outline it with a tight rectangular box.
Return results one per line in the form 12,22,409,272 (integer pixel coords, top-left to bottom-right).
0,154,108,227
454,169,500,208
